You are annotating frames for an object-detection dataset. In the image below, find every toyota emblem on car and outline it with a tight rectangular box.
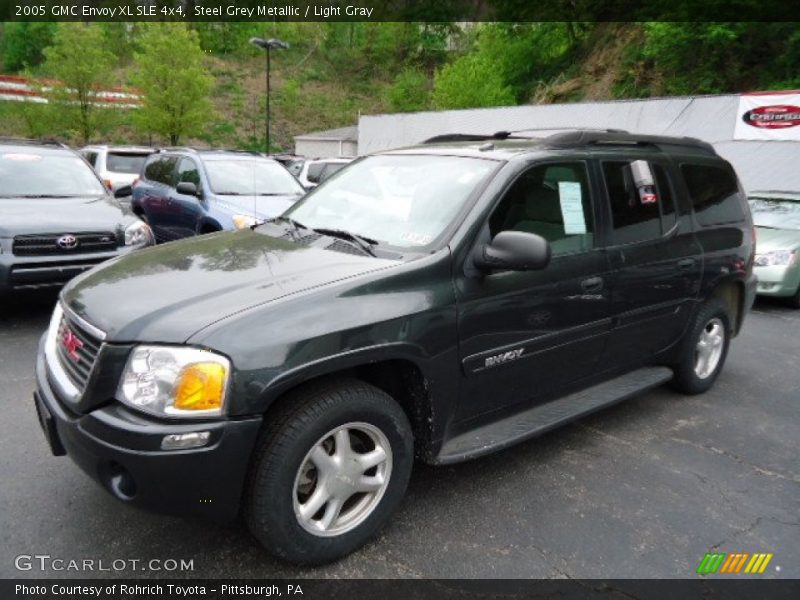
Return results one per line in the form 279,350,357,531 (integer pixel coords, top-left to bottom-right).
56,234,79,250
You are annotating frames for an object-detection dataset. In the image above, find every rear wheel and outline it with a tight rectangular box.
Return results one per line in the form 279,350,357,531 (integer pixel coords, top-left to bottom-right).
671,300,732,394
245,378,413,565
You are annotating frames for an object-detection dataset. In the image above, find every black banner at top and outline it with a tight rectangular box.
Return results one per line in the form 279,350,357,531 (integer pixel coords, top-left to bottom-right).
3,0,800,22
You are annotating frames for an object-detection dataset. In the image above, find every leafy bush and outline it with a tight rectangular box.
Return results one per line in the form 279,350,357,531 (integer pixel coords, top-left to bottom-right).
432,53,515,109
1,22,58,72
387,68,430,112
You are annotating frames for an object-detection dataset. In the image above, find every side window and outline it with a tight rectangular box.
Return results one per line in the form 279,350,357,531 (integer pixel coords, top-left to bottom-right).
176,158,202,191
681,163,744,226
144,156,177,186
82,152,98,167
306,162,326,184
603,160,677,245
489,162,594,256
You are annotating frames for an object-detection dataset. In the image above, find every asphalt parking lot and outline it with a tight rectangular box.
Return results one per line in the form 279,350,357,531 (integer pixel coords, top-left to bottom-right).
0,293,797,579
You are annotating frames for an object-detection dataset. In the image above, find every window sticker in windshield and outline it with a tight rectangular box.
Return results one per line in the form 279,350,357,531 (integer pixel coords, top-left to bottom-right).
400,231,433,246
2,153,43,162
558,181,587,235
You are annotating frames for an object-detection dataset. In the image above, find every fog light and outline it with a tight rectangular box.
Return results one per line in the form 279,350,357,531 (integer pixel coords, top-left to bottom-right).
161,431,211,450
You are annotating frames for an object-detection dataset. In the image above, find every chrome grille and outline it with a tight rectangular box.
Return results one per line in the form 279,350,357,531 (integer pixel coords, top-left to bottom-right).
54,311,103,392
13,232,118,256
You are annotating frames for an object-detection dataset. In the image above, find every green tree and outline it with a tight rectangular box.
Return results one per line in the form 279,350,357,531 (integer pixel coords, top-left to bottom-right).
131,23,214,145
42,23,117,144
387,68,430,112
432,54,515,109
1,22,58,72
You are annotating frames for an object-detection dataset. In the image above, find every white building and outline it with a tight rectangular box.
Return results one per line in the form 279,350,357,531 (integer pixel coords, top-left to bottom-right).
294,125,358,158
357,93,800,192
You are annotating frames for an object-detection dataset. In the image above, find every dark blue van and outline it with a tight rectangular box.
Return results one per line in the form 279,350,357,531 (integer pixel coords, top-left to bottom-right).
131,149,305,242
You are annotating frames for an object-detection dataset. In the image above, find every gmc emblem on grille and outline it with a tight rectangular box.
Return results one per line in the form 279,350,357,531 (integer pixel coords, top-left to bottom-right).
56,234,79,249
62,329,83,361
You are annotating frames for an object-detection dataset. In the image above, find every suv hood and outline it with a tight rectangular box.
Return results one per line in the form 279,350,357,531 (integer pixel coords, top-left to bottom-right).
0,195,127,237
217,193,303,220
62,230,400,343
755,226,800,252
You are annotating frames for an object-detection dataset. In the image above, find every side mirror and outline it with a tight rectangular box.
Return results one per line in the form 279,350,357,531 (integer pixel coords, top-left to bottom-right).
114,185,132,199
473,230,551,272
176,181,199,197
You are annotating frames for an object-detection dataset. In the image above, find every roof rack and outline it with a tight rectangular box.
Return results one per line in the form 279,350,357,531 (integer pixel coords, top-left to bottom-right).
422,128,629,145
159,147,265,156
543,130,715,153
0,137,69,148
421,128,715,154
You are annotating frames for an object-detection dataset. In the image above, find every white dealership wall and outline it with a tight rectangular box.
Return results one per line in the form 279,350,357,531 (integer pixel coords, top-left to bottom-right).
358,94,800,192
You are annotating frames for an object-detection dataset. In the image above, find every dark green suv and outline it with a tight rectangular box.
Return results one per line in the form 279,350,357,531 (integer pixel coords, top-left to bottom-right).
34,130,756,564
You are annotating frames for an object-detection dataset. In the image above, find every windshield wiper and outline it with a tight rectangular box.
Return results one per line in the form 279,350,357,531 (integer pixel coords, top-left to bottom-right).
214,191,248,196
311,227,378,257
255,215,308,233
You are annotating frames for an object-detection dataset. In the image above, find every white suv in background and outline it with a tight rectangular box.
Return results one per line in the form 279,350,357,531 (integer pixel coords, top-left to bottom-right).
294,157,354,189
80,145,155,193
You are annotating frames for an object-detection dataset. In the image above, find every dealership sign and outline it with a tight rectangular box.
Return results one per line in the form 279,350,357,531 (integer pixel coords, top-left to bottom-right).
734,92,800,140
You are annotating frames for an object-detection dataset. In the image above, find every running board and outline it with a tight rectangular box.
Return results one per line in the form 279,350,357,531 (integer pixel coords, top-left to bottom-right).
436,366,673,464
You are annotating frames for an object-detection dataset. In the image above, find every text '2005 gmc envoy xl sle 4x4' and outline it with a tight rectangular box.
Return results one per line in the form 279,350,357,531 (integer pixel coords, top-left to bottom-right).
34,130,756,565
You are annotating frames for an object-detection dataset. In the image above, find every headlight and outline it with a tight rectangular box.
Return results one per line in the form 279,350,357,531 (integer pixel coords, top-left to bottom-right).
117,346,230,418
754,250,797,267
232,214,260,230
124,220,154,246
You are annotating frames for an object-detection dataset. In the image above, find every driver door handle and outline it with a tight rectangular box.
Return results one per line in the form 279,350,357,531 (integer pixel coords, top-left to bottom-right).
581,276,604,293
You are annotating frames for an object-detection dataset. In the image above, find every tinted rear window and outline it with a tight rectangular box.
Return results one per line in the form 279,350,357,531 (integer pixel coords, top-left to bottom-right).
682,164,744,226
107,152,149,174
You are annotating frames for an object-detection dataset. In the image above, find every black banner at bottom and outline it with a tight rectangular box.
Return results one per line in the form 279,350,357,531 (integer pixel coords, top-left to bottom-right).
3,579,799,600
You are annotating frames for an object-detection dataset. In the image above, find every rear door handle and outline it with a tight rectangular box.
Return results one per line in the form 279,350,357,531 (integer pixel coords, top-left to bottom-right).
677,258,696,270
581,276,604,293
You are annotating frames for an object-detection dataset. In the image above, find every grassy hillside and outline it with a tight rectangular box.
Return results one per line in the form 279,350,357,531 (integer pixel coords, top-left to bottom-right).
1,21,797,150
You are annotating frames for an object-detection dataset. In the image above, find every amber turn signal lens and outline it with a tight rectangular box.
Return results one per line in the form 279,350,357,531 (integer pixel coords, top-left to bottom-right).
173,363,226,411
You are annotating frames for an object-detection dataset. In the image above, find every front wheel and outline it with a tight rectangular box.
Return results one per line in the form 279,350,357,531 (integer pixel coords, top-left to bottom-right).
671,300,732,394
788,284,800,309
245,378,413,565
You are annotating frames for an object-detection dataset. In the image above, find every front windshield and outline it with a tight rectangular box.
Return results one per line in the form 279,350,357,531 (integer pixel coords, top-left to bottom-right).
204,158,304,196
284,154,498,249
0,152,106,197
749,197,800,231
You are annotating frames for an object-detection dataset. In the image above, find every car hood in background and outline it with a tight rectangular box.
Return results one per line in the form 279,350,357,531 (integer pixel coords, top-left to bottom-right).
216,193,303,220
755,226,800,253
0,195,127,237
62,230,400,343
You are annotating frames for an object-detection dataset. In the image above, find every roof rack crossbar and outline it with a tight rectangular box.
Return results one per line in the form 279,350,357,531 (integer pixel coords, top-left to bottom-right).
544,130,715,153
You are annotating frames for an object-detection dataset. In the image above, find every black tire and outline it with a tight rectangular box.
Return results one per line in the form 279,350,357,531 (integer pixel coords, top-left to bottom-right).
245,377,413,565
671,299,732,395
787,284,800,309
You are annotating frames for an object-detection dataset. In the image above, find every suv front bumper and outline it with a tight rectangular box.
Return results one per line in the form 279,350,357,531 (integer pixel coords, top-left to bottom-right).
0,247,126,294
34,335,262,522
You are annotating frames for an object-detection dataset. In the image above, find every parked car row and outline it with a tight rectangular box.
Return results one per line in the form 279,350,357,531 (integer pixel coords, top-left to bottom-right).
0,137,360,298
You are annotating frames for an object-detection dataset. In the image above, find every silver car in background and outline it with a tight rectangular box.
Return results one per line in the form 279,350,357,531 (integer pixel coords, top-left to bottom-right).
80,145,155,193
749,191,800,308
